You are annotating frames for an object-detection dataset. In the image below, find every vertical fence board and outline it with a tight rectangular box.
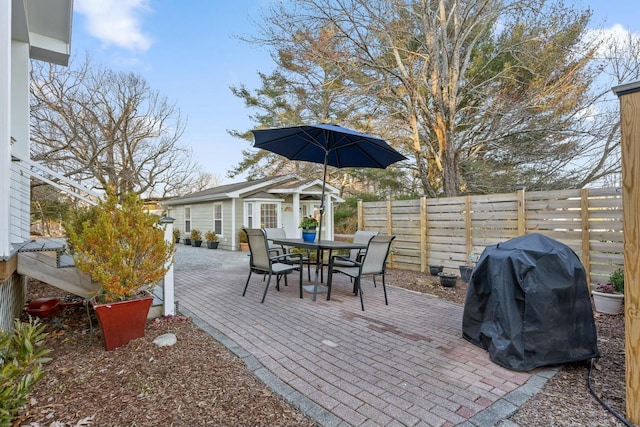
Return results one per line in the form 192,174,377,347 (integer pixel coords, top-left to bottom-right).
361,188,623,278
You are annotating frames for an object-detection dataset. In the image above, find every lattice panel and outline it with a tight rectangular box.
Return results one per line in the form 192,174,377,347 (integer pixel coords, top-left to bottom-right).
0,272,25,332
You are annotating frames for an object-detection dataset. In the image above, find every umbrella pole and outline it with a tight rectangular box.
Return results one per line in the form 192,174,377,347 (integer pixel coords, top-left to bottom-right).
312,150,329,301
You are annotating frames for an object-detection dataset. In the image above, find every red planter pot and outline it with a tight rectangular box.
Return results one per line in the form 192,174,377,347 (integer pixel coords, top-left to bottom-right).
93,296,153,351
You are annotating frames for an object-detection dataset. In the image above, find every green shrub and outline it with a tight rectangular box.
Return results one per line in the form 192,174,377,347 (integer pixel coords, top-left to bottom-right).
0,318,50,426
204,230,218,242
64,190,174,303
190,229,202,241
610,268,624,294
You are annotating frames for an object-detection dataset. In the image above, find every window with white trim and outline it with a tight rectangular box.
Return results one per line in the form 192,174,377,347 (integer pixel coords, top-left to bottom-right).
184,206,191,233
247,203,253,228
245,201,281,229
260,203,278,228
213,203,223,235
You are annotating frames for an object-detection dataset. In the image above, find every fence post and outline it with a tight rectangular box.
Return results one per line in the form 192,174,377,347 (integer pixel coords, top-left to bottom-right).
420,195,428,273
357,199,363,230
386,198,392,235
160,216,175,316
614,81,640,423
580,189,591,285
465,196,472,261
386,198,393,267
516,186,526,236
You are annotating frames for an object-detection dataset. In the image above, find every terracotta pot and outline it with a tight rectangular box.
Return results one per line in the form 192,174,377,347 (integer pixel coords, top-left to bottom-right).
592,291,624,315
239,242,249,251
93,296,153,351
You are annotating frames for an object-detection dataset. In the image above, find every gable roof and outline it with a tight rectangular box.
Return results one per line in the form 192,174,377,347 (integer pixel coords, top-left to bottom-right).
162,174,342,206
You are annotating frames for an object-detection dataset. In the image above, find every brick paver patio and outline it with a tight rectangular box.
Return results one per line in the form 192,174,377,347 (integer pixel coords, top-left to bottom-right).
173,245,556,427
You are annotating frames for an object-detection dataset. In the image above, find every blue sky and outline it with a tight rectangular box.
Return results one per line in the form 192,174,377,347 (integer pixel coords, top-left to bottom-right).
70,0,640,185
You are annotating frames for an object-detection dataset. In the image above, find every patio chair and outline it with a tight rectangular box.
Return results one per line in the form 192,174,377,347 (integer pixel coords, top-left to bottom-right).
242,228,303,303
264,227,313,281
263,227,288,256
330,230,378,284
326,235,395,311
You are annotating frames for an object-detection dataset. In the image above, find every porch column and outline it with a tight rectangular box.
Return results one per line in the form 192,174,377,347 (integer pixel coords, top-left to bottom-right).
0,1,11,257
292,193,300,238
324,193,333,240
10,40,30,242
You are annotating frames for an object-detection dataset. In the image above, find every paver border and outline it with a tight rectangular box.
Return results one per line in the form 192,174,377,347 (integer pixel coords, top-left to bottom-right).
181,306,349,427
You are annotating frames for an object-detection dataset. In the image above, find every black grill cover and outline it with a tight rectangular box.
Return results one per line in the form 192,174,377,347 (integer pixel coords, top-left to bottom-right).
462,233,599,371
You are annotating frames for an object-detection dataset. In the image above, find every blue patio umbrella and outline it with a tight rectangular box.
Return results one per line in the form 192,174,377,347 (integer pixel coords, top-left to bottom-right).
251,123,407,242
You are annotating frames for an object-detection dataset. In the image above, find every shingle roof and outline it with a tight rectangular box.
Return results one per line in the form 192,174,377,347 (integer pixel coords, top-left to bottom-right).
163,175,299,205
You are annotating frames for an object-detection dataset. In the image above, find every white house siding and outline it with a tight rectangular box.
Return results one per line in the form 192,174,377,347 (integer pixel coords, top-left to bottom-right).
233,198,245,250
218,199,234,250
167,207,185,238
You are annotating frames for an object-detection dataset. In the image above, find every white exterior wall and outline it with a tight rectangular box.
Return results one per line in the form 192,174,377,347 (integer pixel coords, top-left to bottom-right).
0,1,11,257
9,40,30,244
167,207,186,238
189,203,213,238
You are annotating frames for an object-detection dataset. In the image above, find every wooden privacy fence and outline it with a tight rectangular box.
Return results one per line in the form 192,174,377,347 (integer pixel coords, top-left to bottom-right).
359,187,623,284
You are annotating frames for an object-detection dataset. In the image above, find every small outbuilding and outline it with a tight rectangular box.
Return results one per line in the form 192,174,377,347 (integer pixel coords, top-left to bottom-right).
462,233,599,371
162,174,342,251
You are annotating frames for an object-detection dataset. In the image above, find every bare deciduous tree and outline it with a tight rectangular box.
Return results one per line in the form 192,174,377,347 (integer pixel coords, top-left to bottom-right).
30,55,208,199
251,0,603,196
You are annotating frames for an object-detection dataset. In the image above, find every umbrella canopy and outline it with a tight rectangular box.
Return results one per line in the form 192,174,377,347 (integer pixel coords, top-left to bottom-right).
252,123,407,169
251,123,406,240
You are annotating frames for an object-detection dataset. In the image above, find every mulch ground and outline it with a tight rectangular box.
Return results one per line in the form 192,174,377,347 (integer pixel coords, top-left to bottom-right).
15,271,629,426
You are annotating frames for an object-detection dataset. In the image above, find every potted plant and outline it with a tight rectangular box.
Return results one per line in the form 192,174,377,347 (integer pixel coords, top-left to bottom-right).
190,229,203,247
173,228,181,244
459,253,477,283
183,233,191,246
64,190,174,351
438,271,458,287
205,230,219,249
592,268,624,314
300,216,319,242
429,264,444,276
238,229,249,251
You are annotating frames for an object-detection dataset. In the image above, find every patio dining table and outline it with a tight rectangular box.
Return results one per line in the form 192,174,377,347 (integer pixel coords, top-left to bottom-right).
268,237,367,301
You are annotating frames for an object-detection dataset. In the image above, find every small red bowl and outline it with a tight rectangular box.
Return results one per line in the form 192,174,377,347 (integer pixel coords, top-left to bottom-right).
25,298,61,317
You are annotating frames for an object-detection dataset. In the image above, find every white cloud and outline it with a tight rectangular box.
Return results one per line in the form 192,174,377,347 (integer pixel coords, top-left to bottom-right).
75,0,153,52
